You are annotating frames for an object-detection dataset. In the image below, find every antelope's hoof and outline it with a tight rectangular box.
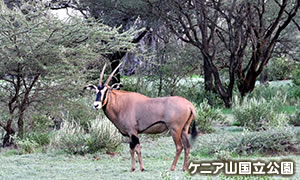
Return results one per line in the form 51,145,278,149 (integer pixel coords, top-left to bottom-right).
140,168,144,172
130,168,135,172
170,167,175,171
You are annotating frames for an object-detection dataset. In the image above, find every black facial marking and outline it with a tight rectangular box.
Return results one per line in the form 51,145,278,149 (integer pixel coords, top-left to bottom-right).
95,86,105,102
95,92,101,101
129,135,140,150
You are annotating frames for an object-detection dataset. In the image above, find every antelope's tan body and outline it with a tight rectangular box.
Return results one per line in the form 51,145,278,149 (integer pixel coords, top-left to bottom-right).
104,90,195,136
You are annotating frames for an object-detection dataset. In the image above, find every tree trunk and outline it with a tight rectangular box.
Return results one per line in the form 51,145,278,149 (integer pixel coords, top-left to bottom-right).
106,30,148,85
17,110,25,139
3,126,15,147
238,68,258,97
259,70,268,84
203,59,213,92
221,96,232,108
110,59,122,85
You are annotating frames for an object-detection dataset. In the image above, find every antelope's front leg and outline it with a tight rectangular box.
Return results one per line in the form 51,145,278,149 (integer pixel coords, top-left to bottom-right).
135,144,144,171
130,149,136,172
129,134,140,172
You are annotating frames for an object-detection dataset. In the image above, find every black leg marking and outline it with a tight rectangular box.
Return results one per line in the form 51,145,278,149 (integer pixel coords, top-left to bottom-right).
129,135,140,150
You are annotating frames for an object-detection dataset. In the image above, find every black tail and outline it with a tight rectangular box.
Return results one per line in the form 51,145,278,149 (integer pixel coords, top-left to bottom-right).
191,120,198,139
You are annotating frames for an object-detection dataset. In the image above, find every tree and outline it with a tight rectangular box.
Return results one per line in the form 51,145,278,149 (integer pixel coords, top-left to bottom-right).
48,0,150,84
147,0,299,107
147,0,237,107
0,1,138,146
47,0,299,107
236,0,299,96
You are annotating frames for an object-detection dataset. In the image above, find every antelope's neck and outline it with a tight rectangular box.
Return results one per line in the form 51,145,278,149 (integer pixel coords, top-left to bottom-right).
102,91,125,134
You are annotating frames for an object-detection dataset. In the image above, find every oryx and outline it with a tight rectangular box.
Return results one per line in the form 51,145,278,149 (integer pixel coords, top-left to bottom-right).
84,63,198,172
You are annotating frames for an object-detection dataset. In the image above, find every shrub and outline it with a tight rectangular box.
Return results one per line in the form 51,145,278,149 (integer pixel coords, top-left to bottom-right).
248,85,287,102
288,109,300,126
289,67,300,100
50,121,89,155
50,117,122,155
61,97,98,131
232,96,289,131
194,100,225,133
15,137,40,154
87,117,122,153
292,67,300,86
289,85,300,101
192,127,298,157
25,132,51,147
265,57,295,81
14,132,51,154
236,127,298,155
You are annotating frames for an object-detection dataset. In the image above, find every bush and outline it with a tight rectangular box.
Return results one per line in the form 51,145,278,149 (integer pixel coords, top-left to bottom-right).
248,85,287,102
50,117,122,155
265,57,295,81
14,132,51,154
15,137,40,154
292,67,300,86
87,117,122,153
192,127,298,157
50,121,89,155
25,132,51,147
289,109,300,126
194,100,225,133
232,96,289,131
236,127,297,155
61,97,98,131
289,67,300,100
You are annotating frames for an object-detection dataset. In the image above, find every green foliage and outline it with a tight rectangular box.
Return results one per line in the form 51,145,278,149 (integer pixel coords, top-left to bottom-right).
61,97,98,131
87,117,122,153
193,127,298,156
292,67,300,86
14,132,51,154
25,132,51,147
0,0,140,143
289,67,300,100
288,107,300,126
29,114,54,133
264,57,295,80
50,117,122,155
194,100,225,133
232,96,289,131
16,137,40,154
289,84,300,100
50,121,89,155
247,85,287,102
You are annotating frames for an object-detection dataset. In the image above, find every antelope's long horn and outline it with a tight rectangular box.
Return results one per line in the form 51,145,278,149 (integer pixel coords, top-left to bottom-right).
99,63,107,86
105,62,122,86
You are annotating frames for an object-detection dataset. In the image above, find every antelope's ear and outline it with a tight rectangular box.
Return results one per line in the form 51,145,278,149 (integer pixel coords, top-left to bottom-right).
83,84,98,91
110,83,123,90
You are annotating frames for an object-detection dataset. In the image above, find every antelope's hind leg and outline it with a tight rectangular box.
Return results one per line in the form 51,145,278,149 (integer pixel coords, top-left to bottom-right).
170,129,183,171
181,130,191,171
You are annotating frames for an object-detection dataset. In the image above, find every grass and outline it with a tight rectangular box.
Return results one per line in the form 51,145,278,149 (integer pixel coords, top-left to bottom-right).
0,131,299,180
280,105,298,114
221,105,297,115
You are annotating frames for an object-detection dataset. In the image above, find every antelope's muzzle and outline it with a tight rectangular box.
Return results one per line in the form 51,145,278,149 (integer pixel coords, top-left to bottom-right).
93,101,102,110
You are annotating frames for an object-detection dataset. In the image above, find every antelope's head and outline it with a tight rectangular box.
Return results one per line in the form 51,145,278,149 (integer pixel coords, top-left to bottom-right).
84,63,122,110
